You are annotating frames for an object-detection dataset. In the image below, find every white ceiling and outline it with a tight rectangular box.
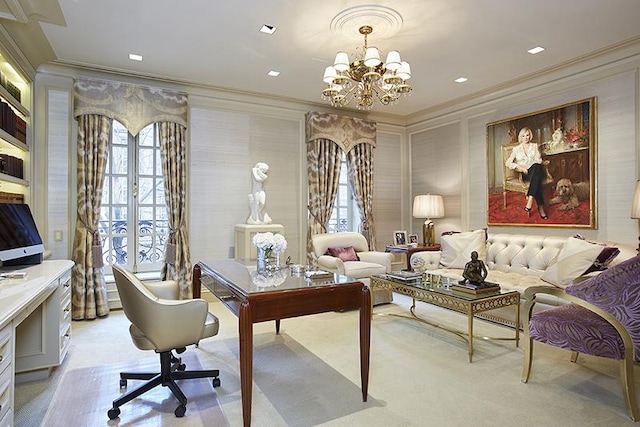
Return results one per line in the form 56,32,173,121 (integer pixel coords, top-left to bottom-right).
12,0,640,116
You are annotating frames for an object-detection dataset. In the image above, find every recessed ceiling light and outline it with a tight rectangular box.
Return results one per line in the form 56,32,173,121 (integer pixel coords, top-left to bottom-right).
267,71,280,77
129,53,143,61
260,25,276,35
527,46,545,55
454,77,468,83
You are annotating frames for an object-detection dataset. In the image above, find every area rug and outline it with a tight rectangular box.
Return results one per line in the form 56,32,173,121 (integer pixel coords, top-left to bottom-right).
40,352,228,427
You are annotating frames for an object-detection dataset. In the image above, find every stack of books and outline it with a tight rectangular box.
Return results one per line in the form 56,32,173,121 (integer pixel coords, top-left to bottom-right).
304,270,334,280
452,282,500,295
386,271,422,282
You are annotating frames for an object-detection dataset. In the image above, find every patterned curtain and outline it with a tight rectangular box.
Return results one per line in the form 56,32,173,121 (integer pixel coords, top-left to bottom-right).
346,143,377,250
158,122,192,299
71,114,111,320
306,138,342,264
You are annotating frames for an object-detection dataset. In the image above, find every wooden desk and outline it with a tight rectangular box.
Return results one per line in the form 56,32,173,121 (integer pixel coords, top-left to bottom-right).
385,244,441,270
193,260,371,427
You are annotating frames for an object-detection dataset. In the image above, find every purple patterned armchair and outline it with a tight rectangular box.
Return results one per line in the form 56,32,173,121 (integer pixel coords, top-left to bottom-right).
521,255,640,421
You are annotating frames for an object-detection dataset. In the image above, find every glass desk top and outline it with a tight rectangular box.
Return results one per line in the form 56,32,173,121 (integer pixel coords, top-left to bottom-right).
198,259,359,295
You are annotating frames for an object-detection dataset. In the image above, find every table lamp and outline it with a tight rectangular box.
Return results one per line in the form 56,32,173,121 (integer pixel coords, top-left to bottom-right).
413,194,445,247
631,180,640,253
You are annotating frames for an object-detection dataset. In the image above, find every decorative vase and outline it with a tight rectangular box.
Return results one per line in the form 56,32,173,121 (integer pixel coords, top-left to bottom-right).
257,248,279,274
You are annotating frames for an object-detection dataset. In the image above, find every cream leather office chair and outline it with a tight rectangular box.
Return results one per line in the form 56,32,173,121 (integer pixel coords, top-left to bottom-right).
107,265,221,420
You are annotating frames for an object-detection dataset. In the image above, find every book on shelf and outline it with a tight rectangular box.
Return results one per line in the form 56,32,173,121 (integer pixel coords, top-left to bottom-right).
452,282,500,295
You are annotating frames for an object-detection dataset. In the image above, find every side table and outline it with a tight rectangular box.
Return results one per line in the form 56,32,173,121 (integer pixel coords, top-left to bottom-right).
385,244,441,271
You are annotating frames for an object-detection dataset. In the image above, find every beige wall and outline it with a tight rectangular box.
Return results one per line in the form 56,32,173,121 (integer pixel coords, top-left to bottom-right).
33,44,640,264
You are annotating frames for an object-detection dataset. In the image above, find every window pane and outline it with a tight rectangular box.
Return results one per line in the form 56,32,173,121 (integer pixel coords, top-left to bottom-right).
139,206,153,221
138,177,154,204
112,177,128,204
112,146,128,174
139,148,154,174
339,186,348,204
155,179,165,205
138,125,154,146
112,122,129,145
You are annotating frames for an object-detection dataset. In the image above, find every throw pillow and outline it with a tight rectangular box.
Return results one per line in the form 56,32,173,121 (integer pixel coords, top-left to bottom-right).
327,246,360,262
440,229,487,269
540,237,604,288
572,234,621,274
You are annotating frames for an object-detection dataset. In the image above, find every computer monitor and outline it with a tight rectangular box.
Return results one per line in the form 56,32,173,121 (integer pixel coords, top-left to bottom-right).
0,203,44,266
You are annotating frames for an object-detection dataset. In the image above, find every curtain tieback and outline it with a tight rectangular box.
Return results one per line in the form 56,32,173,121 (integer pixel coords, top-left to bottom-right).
165,229,177,265
91,230,104,268
307,205,327,233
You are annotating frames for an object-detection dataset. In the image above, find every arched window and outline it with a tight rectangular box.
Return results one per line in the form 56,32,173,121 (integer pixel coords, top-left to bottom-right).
99,121,168,273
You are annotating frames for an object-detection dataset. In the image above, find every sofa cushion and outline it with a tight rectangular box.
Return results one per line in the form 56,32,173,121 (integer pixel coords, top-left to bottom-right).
540,237,603,288
440,229,487,269
327,246,360,262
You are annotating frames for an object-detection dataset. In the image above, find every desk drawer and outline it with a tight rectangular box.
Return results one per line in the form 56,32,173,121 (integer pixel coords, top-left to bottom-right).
0,359,12,424
0,325,11,376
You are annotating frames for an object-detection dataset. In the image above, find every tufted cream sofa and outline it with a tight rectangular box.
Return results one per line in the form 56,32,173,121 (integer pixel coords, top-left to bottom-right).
409,232,637,329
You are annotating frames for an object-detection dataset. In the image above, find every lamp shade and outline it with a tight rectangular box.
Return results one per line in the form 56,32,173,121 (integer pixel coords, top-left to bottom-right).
364,47,382,67
632,180,640,219
385,50,402,70
333,52,350,72
413,194,445,219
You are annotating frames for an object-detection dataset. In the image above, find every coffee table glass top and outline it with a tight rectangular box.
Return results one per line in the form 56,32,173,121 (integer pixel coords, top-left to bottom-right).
199,259,359,295
373,273,515,301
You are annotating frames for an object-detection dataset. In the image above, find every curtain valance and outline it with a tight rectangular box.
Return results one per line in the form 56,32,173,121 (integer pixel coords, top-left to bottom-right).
73,79,188,136
305,111,376,152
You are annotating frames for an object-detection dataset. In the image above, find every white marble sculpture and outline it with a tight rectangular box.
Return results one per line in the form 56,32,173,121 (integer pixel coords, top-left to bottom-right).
247,162,272,225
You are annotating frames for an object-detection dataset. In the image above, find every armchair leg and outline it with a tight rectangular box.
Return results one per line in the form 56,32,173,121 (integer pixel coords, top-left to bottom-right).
570,351,579,363
620,358,639,421
521,336,533,383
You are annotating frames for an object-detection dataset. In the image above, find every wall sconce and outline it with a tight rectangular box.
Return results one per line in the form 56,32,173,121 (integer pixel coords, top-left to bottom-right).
631,180,640,254
412,194,445,246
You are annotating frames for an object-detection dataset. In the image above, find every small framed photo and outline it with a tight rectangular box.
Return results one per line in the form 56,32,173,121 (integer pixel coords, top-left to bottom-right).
408,234,419,244
393,230,408,246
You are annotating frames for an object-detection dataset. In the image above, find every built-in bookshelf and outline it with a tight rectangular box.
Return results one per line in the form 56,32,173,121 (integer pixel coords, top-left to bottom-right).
0,50,30,203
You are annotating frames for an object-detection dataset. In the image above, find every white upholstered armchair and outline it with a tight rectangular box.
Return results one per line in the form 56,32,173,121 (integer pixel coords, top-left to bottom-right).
311,232,393,304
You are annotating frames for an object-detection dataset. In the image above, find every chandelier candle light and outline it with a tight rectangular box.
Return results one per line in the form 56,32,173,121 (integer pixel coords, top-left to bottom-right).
322,25,412,109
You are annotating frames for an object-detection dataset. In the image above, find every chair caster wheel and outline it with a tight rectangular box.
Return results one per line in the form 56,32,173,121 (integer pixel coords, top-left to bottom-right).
119,379,127,388
107,407,121,419
174,404,186,417
177,363,186,371
212,377,221,388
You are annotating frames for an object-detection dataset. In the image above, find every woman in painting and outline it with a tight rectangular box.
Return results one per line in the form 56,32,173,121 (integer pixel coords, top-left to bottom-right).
505,127,548,219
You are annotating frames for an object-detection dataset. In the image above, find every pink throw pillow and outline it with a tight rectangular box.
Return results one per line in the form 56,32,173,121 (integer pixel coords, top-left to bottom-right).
327,246,360,262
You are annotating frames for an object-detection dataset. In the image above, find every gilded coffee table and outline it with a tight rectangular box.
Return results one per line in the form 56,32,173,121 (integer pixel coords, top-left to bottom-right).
370,274,520,362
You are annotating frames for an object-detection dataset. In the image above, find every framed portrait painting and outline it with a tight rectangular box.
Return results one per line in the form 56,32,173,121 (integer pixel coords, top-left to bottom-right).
486,97,596,228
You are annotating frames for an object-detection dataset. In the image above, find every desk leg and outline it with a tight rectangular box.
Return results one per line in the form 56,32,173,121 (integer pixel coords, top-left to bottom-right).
239,301,253,427
360,284,371,402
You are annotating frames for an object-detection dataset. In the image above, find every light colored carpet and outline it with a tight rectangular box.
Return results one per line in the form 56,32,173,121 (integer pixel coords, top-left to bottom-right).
40,352,227,426
15,294,640,426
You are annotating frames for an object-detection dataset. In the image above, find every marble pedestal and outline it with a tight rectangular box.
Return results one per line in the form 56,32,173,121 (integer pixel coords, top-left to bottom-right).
234,224,284,262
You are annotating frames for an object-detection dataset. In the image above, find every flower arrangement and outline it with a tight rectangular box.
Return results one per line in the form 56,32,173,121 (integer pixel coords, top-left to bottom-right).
565,127,588,146
252,232,287,257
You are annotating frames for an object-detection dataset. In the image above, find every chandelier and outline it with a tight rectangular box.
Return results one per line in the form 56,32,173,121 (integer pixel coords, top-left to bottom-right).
321,25,412,110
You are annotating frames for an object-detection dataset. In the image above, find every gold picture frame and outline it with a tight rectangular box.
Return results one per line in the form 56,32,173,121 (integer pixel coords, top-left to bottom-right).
486,97,597,228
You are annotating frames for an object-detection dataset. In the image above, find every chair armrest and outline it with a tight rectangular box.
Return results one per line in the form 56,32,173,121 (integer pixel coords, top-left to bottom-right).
357,251,393,272
410,251,442,272
143,280,179,300
317,255,345,275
